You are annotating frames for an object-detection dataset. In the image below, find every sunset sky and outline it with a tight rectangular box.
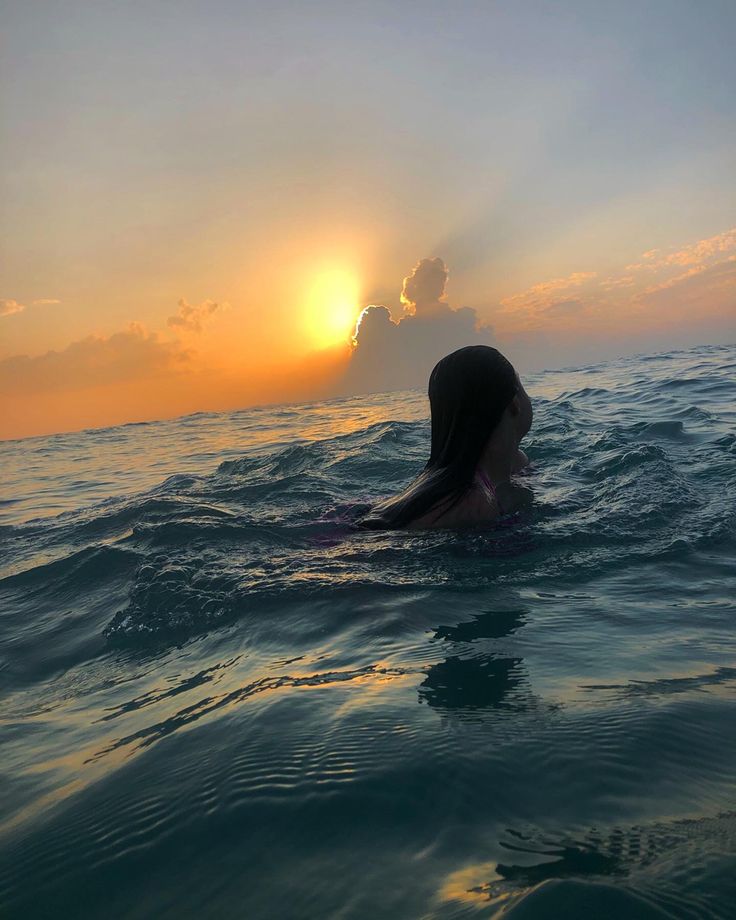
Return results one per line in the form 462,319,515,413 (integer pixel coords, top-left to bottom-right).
2,0,735,439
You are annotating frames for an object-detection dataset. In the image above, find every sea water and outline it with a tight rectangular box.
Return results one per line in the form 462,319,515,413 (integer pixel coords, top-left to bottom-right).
1,342,735,919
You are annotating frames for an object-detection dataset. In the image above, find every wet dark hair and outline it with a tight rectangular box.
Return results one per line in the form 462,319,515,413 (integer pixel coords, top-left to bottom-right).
358,345,518,530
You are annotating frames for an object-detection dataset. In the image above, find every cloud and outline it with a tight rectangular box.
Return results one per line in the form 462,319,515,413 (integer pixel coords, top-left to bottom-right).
167,297,226,333
400,257,451,317
499,271,597,313
1,297,61,317
492,225,736,344
663,228,736,267
1,299,25,317
342,258,493,394
626,228,736,273
492,248,736,370
351,304,396,348
600,275,636,291
497,271,597,328
0,322,191,396
639,264,711,296
538,298,587,318
637,255,736,310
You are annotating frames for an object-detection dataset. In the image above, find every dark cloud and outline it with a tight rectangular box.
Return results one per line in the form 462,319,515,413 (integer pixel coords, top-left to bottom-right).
342,258,494,394
0,323,191,395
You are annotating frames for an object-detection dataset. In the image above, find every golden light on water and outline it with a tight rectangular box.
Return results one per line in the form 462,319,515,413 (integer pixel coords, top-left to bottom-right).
302,267,361,349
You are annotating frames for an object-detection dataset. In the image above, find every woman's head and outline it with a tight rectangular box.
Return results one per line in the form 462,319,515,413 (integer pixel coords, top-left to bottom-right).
427,345,530,472
357,345,530,529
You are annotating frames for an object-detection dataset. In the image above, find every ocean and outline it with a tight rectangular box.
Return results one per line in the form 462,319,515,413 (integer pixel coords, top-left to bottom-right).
1,342,735,919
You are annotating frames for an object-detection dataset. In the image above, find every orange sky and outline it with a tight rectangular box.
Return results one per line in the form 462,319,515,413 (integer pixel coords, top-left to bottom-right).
2,3,735,440
2,225,734,440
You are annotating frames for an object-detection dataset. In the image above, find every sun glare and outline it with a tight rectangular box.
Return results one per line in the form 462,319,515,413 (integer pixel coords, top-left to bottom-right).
303,268,361,349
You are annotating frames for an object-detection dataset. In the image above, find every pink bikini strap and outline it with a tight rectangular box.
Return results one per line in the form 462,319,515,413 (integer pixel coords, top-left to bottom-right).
476,468,503,514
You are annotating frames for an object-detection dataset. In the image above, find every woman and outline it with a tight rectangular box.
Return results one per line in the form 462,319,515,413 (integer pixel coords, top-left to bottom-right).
358,345,533,530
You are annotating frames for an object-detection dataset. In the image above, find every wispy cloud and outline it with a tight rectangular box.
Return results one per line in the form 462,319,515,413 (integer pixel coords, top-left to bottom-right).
0,299,25,317
498,271,597,320
663,228,736,267
1,297,61,318
167,298,227,333
639,263,711,296
600,275,636,291
495,226,736,335
626,228,736,272
637,256,736,307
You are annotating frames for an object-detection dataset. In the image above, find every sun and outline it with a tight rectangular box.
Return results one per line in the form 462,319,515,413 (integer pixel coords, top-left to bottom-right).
303,267,361,349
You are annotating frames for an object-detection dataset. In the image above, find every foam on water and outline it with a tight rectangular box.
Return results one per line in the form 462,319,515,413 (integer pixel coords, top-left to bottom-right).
1,343,735,919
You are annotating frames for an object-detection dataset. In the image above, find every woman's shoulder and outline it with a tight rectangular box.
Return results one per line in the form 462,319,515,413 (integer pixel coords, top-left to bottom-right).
406,483,499,530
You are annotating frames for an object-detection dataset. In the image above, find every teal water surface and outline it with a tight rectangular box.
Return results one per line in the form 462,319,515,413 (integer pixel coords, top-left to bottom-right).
1,343,735,919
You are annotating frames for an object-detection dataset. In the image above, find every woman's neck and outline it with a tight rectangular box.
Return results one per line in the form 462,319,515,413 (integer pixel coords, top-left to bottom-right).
477,424,517,485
